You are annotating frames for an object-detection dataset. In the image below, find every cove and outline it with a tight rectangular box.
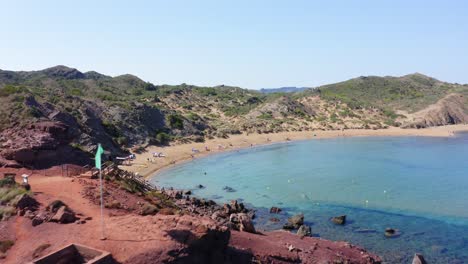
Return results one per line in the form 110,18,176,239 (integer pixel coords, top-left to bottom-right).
151,133,468,263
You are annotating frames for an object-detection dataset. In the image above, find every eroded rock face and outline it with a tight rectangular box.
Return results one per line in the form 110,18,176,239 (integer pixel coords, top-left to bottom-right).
0,120,91,168
402,93,468,128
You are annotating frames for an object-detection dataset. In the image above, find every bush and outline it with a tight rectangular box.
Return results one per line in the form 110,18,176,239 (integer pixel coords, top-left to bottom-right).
0,188,28,204
0,85,26,97
0,178,15,188
0,207,16,221
155,132,171,145
167,114,184,129
258,113,273,119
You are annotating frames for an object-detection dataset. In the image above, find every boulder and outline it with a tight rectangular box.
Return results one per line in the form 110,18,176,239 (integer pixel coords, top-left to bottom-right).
287,213,304,229
230,200,245,213
238,213,256,233
50,206,76,224
24,210,36,219
412,253,427,264
32,214,46,226
229,213,256,233
15,194,39,211
270,207,282,214
297,225,311,237
331,215,346,225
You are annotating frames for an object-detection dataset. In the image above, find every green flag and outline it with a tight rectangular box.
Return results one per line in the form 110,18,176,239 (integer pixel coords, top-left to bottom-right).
95,144,104,169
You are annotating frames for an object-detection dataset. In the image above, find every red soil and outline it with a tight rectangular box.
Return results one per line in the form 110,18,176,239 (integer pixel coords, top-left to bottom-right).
0,167,381,263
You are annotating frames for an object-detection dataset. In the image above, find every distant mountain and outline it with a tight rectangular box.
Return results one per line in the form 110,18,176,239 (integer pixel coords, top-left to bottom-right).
0,66,467,168
260,87,310,93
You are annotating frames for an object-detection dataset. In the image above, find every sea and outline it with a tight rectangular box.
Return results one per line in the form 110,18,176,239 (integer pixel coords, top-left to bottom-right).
151,132,468,263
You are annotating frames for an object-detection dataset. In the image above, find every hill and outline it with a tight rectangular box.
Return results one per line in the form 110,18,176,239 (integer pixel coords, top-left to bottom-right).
0,66,467,168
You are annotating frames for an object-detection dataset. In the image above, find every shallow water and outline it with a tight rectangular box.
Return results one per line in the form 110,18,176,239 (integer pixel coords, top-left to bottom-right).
151,133,468,263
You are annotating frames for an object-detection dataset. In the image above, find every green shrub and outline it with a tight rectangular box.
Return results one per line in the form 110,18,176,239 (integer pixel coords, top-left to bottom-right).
155,132,171,144
0,188,28,204
69,88,83,96
0,85,26,97
0,178,15,188
258,113,273,119
167,114,184,129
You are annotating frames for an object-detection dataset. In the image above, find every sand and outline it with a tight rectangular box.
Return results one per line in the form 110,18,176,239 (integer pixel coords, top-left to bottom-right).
123,124,468,178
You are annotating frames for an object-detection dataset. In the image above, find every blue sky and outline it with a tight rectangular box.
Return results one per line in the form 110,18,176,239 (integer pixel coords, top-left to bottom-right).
1,0,467,89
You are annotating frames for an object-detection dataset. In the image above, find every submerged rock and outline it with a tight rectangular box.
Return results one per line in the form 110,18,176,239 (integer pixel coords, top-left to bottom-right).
297,225,311,237
270,207,282,214
353,228,376,234
384,228,401,238
331,215,346,225
222,186,236,192
412,253,427,264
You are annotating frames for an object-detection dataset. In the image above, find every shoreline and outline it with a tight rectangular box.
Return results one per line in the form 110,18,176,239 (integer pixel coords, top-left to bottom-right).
122,124,468,178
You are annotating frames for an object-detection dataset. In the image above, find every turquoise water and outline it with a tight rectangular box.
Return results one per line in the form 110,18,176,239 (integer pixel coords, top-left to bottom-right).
151,133,468,263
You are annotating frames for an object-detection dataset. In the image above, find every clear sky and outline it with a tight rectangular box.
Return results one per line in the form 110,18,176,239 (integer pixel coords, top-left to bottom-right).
1,0,467,89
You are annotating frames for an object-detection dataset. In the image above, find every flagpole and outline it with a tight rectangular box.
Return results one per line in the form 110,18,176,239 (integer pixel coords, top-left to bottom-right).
99,166,106,240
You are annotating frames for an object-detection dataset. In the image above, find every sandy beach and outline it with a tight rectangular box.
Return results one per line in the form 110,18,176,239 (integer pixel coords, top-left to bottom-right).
123,124,468,178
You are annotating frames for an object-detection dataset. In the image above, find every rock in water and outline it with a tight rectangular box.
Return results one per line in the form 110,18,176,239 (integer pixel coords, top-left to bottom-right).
331,215,346,225
297,225,311,237
289,213,304,227
384,228,400,238
270,207,282,214
222,186,236,192
412,253,427,264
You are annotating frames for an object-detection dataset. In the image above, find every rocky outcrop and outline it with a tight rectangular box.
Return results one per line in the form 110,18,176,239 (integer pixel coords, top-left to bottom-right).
0,120,91,168
121,214,231,264
230,230,382,263
402,93,468,128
